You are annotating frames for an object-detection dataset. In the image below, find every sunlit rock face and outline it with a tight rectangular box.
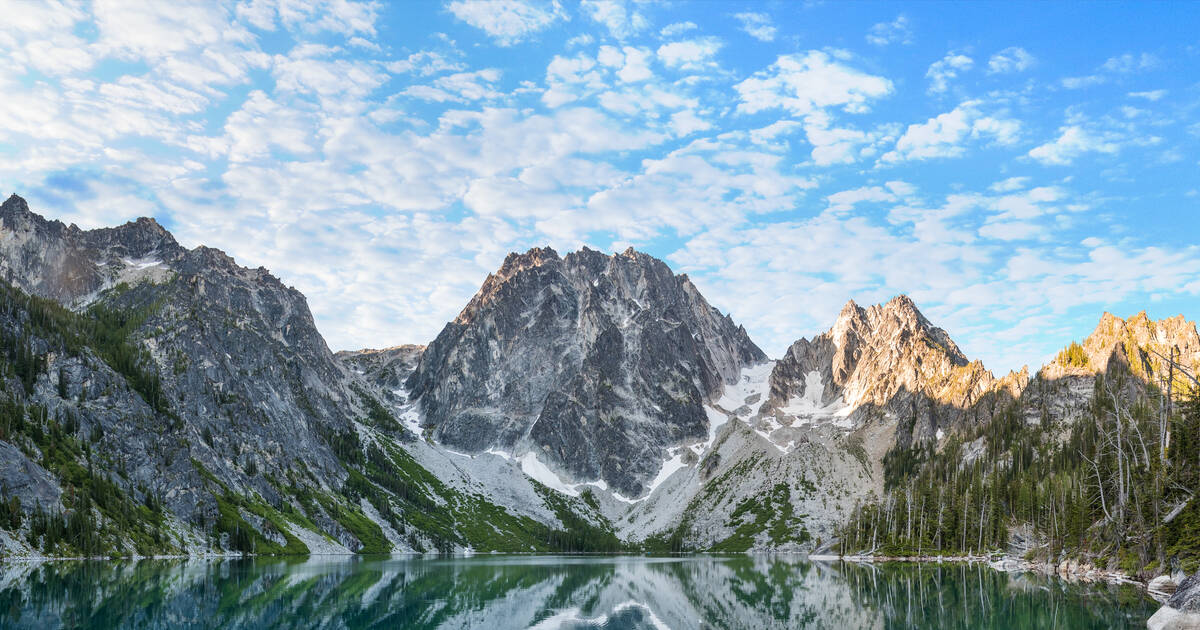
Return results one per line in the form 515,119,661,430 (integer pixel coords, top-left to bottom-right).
406,246,765,496
763,295,1013,448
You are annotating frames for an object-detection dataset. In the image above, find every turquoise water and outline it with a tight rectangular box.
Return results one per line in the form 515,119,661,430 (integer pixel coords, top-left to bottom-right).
0,555,1157,629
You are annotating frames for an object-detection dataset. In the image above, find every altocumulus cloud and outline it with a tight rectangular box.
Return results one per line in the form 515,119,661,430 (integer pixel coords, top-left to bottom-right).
0,0,1198,375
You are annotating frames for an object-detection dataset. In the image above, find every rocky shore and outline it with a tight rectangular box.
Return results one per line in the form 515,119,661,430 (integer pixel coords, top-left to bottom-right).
1148,573,1200,630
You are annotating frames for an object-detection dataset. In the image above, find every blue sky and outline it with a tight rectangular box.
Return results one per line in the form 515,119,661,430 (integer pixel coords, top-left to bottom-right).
2,1,1199,373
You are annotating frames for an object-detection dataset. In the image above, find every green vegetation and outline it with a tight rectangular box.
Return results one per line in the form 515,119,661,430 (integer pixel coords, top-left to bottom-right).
709,483,811,552
0,279,171,416
1058,341,1089,368
0,397,174,556
325,427,626,553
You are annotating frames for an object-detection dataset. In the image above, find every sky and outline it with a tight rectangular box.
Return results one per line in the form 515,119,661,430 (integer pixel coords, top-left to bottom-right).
2,0,1200,374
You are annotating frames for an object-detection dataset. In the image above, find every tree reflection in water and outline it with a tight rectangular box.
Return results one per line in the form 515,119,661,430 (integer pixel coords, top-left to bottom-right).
0,555,1156,629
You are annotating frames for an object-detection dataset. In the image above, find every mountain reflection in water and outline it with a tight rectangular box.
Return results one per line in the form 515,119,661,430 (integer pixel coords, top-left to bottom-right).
0,554,1156,629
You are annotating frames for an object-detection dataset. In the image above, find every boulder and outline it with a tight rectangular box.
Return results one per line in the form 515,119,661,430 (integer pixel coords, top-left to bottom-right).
1148,573,1200,630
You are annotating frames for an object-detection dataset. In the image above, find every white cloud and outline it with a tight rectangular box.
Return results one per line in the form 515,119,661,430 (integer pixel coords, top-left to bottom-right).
1062,51,1159,89
1128,89,1166,101
926,51,973,94
669,109,711,136
826,186,896,213
735,51,893,116
866,15,911,46
987,47,1034,74
657,38,721,70
403,69,503,102
734,12,776,42
1061,74,1106,89
580,0,647,39
446,0,565,46
1028,126,1120,165
659,21,697,37
1101,52,1158,73
881,102,1020,163
989,176,1029,193
387,51,466,75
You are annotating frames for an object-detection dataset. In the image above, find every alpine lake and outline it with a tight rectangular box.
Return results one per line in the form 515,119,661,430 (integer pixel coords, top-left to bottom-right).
0,554,1158,629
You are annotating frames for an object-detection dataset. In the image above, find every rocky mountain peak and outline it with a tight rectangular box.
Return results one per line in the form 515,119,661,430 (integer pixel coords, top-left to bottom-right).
407,245,765,496
498,246,561,277
1047,310,1200,380
764,295,994,447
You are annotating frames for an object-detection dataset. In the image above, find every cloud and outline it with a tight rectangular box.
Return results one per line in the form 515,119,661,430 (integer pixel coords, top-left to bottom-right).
580,0,647,39
1061,74,1106,89
659,21,697,37
1028,125,1120,165
734,12,776,42
987,47,1034,74
826,186,897,213
926,51,973,94
5,0,1198,379
881,102,1020,163
1062,51,1159,89
446,0,565,45
403,69,503,102
387,51,466,75
735,51,893,117
1101,52,1158,73
1128,89,1166,101
657,38,721,70
866,15,911,46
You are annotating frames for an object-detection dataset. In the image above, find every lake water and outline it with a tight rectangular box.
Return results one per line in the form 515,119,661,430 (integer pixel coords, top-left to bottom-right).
0,554,1157,629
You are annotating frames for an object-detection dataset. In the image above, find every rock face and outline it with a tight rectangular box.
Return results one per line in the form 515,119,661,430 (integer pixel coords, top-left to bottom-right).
762,296,1014,448
1022,311,1200,429
1149,573,1200,630
337,345,425,391
0,194,357,527
406,246,765,496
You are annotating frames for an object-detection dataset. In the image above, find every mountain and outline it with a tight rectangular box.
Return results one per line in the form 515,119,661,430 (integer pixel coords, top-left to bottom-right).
762,296,1022,449
615,295,1027,551
0,195,616,557
2,192,1198,574
839,309,1200,576
405,246,765,497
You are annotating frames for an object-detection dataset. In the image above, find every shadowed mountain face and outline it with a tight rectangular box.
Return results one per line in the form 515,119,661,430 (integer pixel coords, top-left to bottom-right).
406,246,765,496
0,194,362,534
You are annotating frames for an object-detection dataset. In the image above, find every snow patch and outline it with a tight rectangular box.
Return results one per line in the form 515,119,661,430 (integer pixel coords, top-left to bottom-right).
779,370,852,430
519,452,580,497
121,256,163,271
485,448,512,461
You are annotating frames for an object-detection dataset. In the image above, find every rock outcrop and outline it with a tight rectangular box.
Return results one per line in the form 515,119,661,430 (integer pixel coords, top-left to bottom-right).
1149,572,1200,630
762,296,1018,448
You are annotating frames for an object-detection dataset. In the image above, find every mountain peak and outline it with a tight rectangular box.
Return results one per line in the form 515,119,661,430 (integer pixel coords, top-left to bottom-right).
883,293,918,313
497,246,560,278
1058,309,1200,378
410,243,765,496
2,193,29,213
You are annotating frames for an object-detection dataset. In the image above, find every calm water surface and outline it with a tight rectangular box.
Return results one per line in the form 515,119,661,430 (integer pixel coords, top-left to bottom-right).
0,554,1157,629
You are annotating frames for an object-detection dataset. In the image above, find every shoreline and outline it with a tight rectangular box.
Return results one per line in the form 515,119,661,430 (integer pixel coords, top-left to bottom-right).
810,552,1175,602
